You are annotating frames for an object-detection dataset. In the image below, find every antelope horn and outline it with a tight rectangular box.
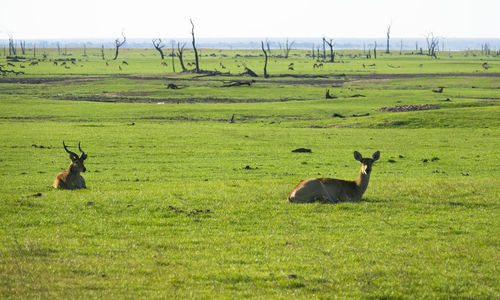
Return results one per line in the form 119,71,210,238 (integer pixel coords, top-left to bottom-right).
78,141,87,160
63,141,78,159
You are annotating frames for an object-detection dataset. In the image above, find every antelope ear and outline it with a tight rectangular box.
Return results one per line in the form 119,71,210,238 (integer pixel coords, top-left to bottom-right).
80,153,88,160
354,151,363,161
372,151,380,161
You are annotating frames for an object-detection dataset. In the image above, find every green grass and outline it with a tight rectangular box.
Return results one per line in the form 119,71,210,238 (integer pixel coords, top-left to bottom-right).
0,48,499,299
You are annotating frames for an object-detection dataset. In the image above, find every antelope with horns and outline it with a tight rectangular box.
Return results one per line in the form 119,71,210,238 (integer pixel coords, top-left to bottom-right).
288,151,380,203
53,141,88,189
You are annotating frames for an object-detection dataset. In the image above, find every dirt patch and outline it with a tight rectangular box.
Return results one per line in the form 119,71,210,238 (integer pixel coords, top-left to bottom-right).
0,116,55,120
377,104,438,112
477,99,499,103
350,78,390,84
166,205,213,217
380,121,407,126
309,123,361,128
0,77,102,84
58,95,305,104
103,91,153,97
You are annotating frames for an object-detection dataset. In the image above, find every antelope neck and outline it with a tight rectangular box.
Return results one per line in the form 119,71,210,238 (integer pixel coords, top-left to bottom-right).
68,163,81,175
355,165,371,192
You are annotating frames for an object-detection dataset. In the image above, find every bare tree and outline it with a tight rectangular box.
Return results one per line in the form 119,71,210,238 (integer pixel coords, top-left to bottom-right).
8,34,16,56
177,42,187,72
113,32,126,60
322,38,326,60
152,38,165,60
20,40,26,55
426,33,439,58
374,41,377,59
190,19,200,73
101,44,105,60
261,41,269,78
323,38,335,62
283,38,295,59
386,23,392,54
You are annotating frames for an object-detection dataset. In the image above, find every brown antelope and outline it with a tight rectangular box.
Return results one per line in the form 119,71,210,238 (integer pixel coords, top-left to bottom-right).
53,142,88,189
288,151,380,203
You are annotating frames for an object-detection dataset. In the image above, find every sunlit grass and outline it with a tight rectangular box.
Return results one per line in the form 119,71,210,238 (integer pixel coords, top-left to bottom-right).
0,49,499,298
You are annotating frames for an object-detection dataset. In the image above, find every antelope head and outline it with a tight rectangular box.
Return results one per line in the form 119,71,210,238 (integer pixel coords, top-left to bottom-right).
354,150,380,175
63,141,87,173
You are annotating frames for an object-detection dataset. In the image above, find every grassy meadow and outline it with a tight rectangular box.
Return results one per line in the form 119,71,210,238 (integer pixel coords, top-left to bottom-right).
0,47,499,299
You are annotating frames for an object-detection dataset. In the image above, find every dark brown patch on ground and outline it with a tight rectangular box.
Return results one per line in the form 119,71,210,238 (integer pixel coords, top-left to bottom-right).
376,104,439,112
58,95,304,103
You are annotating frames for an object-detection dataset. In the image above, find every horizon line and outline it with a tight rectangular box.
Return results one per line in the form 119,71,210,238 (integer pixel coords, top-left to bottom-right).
2,36,500,41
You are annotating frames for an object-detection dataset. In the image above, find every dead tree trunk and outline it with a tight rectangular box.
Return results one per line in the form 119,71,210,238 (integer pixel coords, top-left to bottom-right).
8,35,16,56
113,33,126,60
177,42,187,72
322,38,326,60
171,41,176,72
101,44,105,60
266,40,272,57
374,41,377,59
323,38,335,62
242,65,258,77
190,19,200,73
20,40,26,55
386,23,392,54
152,38,165,60
261,41,269,78
426,33,439,59
325,89,337,99
284,38,295,59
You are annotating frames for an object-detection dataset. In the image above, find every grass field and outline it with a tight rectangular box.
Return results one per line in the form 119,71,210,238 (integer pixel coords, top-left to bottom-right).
1,48,499,299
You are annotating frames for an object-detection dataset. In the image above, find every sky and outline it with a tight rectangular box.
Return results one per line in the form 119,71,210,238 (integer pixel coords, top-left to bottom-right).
1,0,499,40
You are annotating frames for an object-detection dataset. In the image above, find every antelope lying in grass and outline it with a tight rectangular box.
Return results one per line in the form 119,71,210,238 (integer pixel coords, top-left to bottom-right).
288,151,380,203
53,142,88,189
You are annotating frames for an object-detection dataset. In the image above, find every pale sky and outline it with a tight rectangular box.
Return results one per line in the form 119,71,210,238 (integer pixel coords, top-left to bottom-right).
1,0,499,39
